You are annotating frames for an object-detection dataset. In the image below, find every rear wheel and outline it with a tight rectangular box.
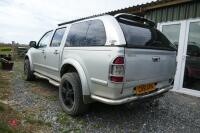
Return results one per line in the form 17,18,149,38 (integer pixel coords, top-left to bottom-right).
24,59,35,81
59,72,89,116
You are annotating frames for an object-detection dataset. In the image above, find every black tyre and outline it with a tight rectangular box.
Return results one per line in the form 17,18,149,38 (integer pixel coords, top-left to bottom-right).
24,59,35,81
59,72,89,116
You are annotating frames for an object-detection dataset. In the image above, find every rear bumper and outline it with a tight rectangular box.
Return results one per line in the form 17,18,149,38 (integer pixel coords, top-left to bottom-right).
91,85,173,105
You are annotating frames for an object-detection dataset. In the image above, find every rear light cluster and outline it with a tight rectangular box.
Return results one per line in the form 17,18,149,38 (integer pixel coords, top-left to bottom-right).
109,57,125,83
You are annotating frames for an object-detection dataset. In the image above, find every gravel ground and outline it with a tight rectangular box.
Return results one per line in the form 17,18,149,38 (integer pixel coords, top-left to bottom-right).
7,60,200,133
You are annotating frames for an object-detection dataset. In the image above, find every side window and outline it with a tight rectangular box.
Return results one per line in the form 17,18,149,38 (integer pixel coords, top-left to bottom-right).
38,31,53,48
65,22,89,47
50,28,66,47
86,20,106,46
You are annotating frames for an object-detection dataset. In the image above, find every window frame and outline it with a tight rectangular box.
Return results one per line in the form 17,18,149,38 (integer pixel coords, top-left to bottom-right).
50,27,66,47
37,30,53,48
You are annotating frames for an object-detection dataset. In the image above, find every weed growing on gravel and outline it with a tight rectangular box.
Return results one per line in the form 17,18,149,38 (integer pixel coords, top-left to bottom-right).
57,112,71,125
0,70,12,100
0,121,14,133
0,59,53,133
11,59,25,80
0,103,5,112
62,128,82,133
57,111,88,132
46,95,58,101
92,123,101,129
0,102,26,133
77,119,86,125
25,116,52,127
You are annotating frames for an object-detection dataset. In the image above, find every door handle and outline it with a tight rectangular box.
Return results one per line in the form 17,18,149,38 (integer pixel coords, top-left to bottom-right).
54,50,59,55
152,57,160,62
42,50,45,54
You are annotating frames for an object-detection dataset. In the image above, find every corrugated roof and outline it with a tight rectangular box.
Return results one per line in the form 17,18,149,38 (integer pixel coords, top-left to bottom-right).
105,0,192,15
58,0,193,26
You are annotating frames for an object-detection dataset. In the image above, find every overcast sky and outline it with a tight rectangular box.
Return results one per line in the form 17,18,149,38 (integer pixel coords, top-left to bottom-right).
0,0,154,44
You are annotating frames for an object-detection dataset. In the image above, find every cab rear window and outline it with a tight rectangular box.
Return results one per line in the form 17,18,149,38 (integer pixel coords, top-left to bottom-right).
119,20,176,51
65,20,106,47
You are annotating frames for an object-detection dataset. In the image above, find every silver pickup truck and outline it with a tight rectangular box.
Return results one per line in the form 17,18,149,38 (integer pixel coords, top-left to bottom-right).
24,13,177,115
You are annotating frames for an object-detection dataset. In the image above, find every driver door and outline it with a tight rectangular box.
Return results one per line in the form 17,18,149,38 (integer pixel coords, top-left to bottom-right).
32,31,53,74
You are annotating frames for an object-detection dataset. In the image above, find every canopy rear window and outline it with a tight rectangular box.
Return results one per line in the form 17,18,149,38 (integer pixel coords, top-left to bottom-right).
118,19,176,51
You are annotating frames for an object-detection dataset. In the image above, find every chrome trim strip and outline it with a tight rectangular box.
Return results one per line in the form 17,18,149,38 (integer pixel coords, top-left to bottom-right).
91,85,173,105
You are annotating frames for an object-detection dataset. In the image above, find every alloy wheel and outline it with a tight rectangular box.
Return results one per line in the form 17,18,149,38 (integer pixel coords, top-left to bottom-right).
61,81,74,109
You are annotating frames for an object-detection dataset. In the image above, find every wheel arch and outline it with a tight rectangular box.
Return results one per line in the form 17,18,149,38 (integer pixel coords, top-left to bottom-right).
60,59,91,103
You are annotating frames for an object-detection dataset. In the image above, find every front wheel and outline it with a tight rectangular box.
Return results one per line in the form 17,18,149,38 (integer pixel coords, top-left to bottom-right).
59,72,89,116
24,59,35,81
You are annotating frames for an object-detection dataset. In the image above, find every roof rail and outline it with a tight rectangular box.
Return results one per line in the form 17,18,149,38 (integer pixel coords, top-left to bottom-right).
58,13,155,27
114,13,155,27
58,14,105,26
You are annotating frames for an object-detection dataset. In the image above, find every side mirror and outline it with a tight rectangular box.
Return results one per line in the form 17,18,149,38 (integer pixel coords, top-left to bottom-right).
29,41,37,48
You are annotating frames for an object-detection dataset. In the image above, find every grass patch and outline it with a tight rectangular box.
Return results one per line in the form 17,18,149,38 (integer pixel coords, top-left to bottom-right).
11,59,25,80
0,59,52,133
25,116,51,127
46,95,58,101
57,112,87,126
0,121,14,133
92,123,102,129
57,112,86,125
0,70,12,100
0,102,52,133
0,46,12,55
62,128,81,133
0,103,5,112
0,103,25,133
57,112,71,125
57,112,86,133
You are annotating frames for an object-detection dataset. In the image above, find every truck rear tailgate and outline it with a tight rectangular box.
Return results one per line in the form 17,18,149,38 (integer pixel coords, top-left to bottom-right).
124,48,176,83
